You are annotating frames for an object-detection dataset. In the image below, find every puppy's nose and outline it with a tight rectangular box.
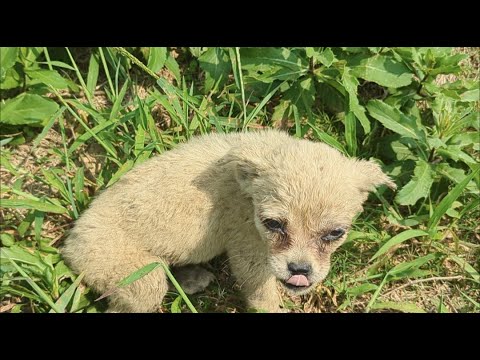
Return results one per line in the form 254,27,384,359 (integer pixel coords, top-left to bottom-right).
288,262,312,276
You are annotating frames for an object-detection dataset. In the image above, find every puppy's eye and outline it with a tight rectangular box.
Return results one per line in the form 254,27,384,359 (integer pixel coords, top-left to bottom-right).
262,219,285,234
321,228,345,241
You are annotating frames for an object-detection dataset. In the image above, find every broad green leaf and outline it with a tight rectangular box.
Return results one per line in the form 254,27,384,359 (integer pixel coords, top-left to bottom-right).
1,198,67,214
0,47,18,82
189,47,208,57
240,48,308,83
171,295,183,313
371,229,429,261
316,48,335,67
198,48,231,92
283,77,316,116
0,66,22,90
147,47,167,73
371,301,426,313
461,88,479,102
367,100,426,141
271,100,290,123
428,165,480,230
306,47,336,67
1,233,15,247
448,132,479,148
395,159,434,206
351,55,413,88
429,53,468,76
25,69,69,89
0,93,59,126
117,262,162,287
342,67,371,133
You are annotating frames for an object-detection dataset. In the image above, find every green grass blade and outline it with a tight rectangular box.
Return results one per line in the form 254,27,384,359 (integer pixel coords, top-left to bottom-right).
235,47,248,129
428,165,480,230
6,257,63,313
86,53,100,98
1,198,67,214
65,47,95,108
370,229,429,261
98,47,116,97
98,261,198,313
344,112,357,156
50,273,85,313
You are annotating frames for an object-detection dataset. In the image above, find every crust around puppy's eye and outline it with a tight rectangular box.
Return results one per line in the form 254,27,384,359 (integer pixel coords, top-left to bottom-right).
321,228,345,242
262,219,286,234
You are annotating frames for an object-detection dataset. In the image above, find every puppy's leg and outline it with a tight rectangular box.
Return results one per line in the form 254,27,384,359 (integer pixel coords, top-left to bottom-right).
171,265,216,295
63,231,168,313
105,248,169,313
226,239,282,313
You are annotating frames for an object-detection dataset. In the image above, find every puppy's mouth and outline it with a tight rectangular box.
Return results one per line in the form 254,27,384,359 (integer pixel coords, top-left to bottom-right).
281,275,312,292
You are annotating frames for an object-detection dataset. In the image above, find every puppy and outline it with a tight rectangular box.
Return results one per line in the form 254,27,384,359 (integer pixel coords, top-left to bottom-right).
62,130,395,312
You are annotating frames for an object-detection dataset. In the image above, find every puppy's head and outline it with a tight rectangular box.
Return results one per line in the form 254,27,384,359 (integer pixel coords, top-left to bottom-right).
228,138,395,295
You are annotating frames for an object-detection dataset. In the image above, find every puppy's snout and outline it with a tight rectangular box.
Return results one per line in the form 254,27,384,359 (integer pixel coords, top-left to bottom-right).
287,262,312,276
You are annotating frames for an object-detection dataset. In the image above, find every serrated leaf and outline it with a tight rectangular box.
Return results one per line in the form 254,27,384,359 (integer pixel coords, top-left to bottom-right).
395,160,433,206
307,47,336,67
240,48,308,83
367,100,425,141
0,93,59,126
147,47,167,73
371,229,429,261
342,67,370,133
437,145,477,165
351,55,413,88
198,48,231,93
0,198,67,214
346,283,378,296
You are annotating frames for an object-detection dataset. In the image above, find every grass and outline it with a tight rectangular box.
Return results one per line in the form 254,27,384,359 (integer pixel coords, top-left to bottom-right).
0,47,479,313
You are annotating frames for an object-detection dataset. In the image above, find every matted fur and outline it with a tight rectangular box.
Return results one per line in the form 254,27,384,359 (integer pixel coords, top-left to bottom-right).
62,130,395,312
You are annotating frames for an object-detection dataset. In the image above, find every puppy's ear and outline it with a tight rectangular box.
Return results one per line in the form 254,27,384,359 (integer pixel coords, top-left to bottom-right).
354,159,396,193
221,152,260,194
